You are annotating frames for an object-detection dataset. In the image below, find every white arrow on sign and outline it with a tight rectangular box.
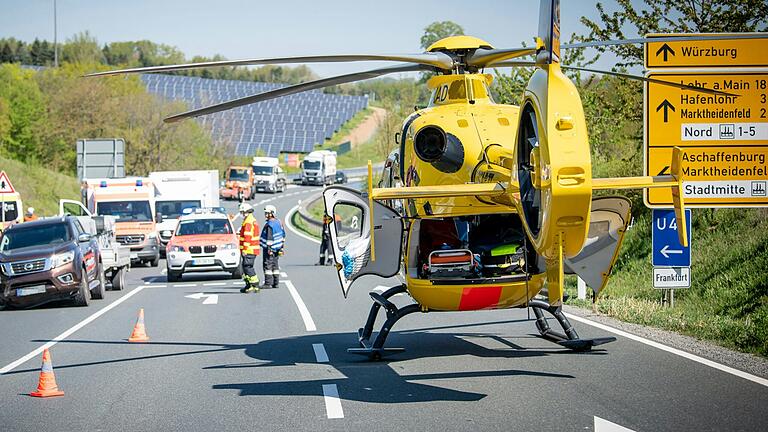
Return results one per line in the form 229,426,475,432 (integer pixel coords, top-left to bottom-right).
660,244,684,258
185,293,219,305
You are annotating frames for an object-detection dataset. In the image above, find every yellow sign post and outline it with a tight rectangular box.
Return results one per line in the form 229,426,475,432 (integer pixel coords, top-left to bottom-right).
645,71,768,207
645,33,768,69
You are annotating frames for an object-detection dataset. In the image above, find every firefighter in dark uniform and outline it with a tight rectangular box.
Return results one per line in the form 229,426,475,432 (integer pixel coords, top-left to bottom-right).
260,204,285,288
238,203,260,293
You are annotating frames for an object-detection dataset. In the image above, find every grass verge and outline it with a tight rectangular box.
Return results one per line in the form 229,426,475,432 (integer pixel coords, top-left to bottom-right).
565,208,768,357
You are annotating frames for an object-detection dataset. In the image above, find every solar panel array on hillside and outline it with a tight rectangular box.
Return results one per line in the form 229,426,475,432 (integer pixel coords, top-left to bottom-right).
141,74,369,156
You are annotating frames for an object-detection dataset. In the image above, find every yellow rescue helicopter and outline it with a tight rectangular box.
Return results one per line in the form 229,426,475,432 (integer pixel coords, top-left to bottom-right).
89,0,760,359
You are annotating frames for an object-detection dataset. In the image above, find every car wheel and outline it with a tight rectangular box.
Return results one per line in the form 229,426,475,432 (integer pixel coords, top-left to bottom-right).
111,267,125,291
90,263,106,300
149,255,159,267
73,272,90,307
231,266,243,279
167,270,181,282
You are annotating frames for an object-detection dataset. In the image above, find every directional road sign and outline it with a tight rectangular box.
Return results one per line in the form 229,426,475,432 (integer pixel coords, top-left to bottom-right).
644,71,768,207
645,33,768,69
652,209,692,267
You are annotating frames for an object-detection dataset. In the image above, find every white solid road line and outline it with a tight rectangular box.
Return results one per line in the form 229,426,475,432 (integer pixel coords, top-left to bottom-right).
594,416,635,432
0,285,147,375
173,283,197,287
312,343,329,363
322,384,344,419
566,312,768,388
284,280,317,331
285,205,321,244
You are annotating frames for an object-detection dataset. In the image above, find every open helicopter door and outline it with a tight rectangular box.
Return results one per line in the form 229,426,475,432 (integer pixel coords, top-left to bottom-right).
322,186,403,298
564,196,632,296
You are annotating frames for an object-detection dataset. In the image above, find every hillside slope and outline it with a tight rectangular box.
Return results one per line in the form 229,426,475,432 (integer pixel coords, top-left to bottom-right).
568,208,768,357
0,155,81,216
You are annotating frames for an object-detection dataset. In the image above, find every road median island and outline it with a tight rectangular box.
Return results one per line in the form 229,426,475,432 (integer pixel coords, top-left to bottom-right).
290,193,324,240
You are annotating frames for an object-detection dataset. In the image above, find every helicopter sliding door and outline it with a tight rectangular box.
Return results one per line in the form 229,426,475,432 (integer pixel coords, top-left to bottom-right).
564,196,632,295
322,186,403,298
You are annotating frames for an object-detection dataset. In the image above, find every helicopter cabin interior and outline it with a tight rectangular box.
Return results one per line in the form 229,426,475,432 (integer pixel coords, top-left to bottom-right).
406,213,542,283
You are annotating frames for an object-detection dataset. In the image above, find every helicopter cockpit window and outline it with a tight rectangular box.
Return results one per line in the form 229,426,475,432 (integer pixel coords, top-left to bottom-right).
333,203,363,249
472,80,491,101
448,80,466,99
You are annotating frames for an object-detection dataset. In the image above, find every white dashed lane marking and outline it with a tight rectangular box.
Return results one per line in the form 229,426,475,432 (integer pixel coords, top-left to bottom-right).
322,384,344,419
312,343,329,363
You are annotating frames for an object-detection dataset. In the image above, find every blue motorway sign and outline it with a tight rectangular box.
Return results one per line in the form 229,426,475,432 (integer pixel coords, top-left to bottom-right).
652,209,692,267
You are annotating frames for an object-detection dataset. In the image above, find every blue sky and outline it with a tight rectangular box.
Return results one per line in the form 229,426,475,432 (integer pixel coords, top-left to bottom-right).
0,0,623,77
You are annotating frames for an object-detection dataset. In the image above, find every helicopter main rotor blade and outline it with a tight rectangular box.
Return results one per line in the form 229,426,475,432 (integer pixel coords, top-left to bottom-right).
86,53,453,77
562,33,768,50
465,47,536,68
559,65,738,97
490,61,738,97
164,63,428,123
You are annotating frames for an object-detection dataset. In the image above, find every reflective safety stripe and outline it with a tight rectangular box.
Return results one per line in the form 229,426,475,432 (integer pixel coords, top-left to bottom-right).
243,274,260,283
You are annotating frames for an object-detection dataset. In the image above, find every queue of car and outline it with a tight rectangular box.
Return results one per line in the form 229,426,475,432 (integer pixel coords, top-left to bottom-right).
0,165,343,310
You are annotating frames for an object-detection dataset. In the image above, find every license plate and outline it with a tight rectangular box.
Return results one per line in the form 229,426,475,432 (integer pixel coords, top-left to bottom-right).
130,253,138,259
193,258,214,266
16,285,46,297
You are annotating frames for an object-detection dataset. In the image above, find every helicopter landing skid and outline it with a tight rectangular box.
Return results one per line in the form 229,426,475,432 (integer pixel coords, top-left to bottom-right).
349,284,421,360
529,299,616,351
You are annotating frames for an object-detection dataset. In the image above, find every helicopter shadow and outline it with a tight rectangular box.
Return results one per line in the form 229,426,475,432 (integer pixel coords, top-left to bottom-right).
207,330,579,404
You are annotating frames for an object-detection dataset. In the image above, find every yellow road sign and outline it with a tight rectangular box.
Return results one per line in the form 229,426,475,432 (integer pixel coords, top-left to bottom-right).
646,71,768,148
646,146,768,207
645,33,768,69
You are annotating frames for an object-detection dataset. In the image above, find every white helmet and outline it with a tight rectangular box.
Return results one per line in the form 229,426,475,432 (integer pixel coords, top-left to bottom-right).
238,203,253,213
26,207,34,215
264,204,277,216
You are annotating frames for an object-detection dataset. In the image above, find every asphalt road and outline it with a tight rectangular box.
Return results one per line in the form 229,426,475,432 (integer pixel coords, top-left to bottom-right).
1,184,766,432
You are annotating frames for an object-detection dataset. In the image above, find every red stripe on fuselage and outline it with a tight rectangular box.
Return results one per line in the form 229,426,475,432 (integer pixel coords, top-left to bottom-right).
458,286,503,311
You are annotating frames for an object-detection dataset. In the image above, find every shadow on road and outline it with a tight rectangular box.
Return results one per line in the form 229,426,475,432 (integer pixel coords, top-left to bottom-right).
16,326,591,404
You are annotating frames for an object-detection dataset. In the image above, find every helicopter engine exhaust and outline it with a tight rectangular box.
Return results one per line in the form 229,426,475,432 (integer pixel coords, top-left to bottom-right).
414,126,464,173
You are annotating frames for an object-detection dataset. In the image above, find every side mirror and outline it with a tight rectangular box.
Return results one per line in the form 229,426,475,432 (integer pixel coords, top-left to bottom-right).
155,213,163,223
77,233,91,243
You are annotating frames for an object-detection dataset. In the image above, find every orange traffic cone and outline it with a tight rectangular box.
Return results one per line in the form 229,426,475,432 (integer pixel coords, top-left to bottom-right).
30,348,64,398
128,308,150,342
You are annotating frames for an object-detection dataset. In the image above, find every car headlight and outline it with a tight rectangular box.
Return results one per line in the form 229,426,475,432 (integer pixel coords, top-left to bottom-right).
169,245,185,252
52,251,75,268
0,263,8,275
221,243,238,250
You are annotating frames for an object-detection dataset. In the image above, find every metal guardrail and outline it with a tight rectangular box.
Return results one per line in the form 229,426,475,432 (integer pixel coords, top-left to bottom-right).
296,192,324,230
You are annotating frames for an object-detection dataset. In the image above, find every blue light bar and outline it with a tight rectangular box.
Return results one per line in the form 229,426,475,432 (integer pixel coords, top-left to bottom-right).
100,181,107,188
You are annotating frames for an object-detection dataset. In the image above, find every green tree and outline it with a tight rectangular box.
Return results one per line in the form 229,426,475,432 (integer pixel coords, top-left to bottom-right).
420,21,465,50
581,0,768,67
62,31,104,64
0,43,12,63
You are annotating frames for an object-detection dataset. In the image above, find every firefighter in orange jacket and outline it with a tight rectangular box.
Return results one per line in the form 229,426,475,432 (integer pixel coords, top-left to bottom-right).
238,203,260,293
